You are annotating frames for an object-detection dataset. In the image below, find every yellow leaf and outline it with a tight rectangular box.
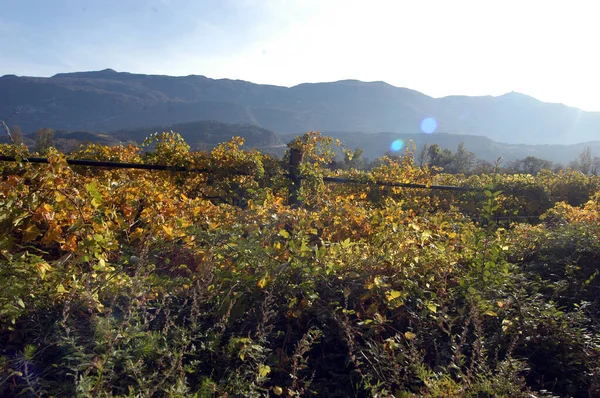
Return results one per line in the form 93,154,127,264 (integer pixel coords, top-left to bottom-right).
373,276,386,287
484,310,498,317
497,301,505,308
57,284,67,294
41,203,54,215
409,223,420,231
93,258,107,272
22,224,41,242
421,231,432,242
36,262,52,280
258,364,271,378
257,275,269,289
61,235,77,252
162,224,174,237
385,290,402,302
426,302,437,313
279,229,290,239
41,223,63,245
273,386,283,396
404,331,416,340
129,228,145,242
55,192,66,203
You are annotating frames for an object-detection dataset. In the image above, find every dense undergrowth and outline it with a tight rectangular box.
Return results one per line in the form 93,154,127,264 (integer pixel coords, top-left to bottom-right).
1,132,599,397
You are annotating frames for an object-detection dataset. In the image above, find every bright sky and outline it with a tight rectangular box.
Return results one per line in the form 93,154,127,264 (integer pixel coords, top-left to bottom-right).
2,0,600,111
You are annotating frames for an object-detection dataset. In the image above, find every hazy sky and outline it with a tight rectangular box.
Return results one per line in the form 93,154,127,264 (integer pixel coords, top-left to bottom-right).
2,0,600,111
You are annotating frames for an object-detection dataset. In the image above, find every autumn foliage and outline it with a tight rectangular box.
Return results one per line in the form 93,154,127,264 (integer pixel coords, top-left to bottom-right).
1,132,599,397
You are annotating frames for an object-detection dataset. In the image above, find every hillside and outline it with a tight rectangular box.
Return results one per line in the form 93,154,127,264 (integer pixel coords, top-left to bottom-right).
112,120,284,150
0,121,285,154
2,69,600,145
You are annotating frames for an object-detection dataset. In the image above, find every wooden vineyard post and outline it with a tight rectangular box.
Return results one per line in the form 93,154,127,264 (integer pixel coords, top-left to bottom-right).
288,147,303,206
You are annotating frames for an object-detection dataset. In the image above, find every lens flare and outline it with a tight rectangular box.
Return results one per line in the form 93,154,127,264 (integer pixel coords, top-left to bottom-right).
390,139,404,152
420,117,437,134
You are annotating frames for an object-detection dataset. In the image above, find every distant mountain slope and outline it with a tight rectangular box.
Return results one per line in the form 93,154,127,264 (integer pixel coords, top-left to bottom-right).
2,117,596,166
2,69,600,145
112,121,284,150
0,121,284,154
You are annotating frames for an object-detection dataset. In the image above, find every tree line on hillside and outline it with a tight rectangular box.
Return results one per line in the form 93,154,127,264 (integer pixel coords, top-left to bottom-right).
412,143,600,176
333,141,600,176
5,124,600,177
1,124,54,155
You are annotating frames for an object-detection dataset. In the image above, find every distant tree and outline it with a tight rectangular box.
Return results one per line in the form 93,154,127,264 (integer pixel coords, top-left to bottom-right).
426,144,454,171
425,143,476,174
509,156,554,175
10,124,24,145
426,144,441,166
417,143,429,167
552,163,565,173
383,151,403,162
35,127,54,155
592,157,600,176
0,108,24,143
569,146,593,175
472,159,494,174
450,142,476,174
343,146,366,170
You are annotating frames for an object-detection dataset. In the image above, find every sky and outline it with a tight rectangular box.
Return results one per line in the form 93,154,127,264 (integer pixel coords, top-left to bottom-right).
2,0,600,111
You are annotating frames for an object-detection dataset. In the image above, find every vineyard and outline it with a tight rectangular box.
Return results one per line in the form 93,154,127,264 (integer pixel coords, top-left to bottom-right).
1,131,600,397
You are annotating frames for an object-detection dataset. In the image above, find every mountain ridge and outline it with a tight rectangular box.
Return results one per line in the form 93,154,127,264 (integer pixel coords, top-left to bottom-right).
2,70,576,106
1,69,599,145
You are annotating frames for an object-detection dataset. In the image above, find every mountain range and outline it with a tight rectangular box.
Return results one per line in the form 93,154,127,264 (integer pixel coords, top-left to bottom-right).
2,69,599,147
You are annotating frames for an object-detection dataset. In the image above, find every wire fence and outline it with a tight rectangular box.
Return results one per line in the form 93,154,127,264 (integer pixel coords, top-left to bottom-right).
321,175,481,192
0,155,251,175
0,153,546,223
0,154,481,192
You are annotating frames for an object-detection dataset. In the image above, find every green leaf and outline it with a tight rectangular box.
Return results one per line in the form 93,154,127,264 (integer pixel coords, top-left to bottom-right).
93,258,108,271
16,298,25,308
85,181,103,207
278,229,289,239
